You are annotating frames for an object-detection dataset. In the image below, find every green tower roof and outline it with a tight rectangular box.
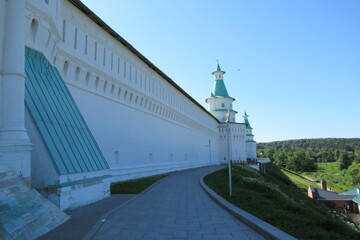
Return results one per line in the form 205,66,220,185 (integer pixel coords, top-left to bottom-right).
211,79,230,98
210,64,231,98
244,111,252,129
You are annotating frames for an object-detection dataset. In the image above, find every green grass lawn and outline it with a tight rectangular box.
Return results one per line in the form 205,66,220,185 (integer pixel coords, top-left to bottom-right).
111,174,168,194
204,164,360,240
280,168,315,193
302,162,357,193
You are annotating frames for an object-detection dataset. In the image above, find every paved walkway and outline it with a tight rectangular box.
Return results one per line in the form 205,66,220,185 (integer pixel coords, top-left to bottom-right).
86,166,265,240
38,194,136,240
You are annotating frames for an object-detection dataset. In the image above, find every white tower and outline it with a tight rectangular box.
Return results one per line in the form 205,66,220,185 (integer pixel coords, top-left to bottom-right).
205,64,238,122
244,112,257,159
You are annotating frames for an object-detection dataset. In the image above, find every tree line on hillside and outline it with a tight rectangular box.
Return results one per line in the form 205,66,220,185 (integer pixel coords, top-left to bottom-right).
257,138,360,185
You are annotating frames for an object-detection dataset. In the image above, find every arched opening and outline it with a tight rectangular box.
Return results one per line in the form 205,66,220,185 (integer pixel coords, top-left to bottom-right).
103,81,107,93
30,18,38,41
85,72,90,86
95,76,100,90
111,84,115,95
62,61,69,77
114,151,120,165
75,67,80,81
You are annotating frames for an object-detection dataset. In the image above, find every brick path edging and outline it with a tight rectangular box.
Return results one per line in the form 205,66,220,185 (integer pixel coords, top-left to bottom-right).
199,168,297,240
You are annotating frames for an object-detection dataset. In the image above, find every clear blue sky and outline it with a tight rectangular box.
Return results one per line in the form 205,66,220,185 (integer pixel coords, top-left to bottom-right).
81,0,360,142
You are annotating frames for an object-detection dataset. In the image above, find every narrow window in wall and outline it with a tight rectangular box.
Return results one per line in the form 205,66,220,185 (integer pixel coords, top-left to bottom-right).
221,103,225,108
95,77,100,90
103,81,107,93
110,84,115,95
103,47,106,66
149,153,153,162
111,53,113,71
117,57,120,74
135,70,137,84
140,73,143,87
130,93,133,102
85,72,90,86
123,62,126,78
114,151,119,165
75,67,80,81
124,90,128,100
129,65,132,81
85,35,88,55
45,0,49,4
62,20,66,42
170,154,173,161
30,19,38,41
117,87,122,98
74,28,77,49
94,41,97,61
62,61,69,76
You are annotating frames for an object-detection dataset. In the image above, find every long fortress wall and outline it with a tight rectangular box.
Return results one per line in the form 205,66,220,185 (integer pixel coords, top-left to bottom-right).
23,0,220,188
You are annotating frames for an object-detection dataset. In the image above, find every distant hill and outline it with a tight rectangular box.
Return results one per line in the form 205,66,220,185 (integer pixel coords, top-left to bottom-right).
257,138,360,153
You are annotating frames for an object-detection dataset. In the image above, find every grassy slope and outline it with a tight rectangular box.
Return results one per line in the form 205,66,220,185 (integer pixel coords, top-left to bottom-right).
280,168,315,193
111,174,168,194
302,162,357,193
204,164,360,240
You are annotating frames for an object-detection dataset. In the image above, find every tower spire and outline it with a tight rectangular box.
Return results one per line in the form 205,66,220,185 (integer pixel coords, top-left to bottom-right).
206,64,237,122
216,59,222,72
243,111,252,129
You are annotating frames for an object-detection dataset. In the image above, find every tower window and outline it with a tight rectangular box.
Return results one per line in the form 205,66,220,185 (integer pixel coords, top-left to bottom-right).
221,103,225,108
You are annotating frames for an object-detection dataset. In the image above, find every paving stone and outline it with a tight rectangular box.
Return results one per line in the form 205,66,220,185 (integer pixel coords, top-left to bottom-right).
89,167,265,240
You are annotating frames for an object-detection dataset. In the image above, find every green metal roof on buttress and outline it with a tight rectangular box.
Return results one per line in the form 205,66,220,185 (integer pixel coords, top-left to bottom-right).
25,48,109,175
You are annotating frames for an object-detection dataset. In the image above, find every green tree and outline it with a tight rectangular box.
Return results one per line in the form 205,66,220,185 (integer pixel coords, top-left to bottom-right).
339,152,352,170
287,150,304,172
273,151,287,168
354,155,360,164
286,150,316,172
266,147,276,160
334,149,341,161
345,163,360,185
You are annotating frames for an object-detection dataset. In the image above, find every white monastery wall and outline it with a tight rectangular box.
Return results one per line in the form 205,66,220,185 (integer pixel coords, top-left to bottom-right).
0,0,257,211
218,123,246,164
22,0,220,182
246,142,257,159
62,1,219,180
